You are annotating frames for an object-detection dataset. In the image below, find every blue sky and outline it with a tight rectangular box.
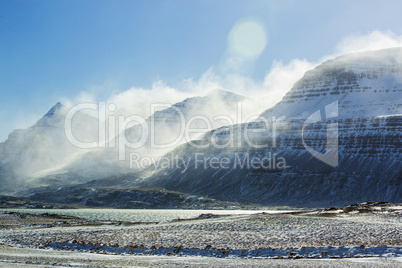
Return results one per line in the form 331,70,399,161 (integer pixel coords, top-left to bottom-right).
1,0,402,141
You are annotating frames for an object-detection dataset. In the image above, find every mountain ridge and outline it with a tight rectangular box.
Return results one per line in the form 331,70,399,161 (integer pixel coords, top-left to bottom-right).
128,47,402,207
0,90,250,194
0,48,401,208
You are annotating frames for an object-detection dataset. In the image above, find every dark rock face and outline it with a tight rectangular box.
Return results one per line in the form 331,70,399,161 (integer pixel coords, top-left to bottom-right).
26,186,247,209
139,48,402,207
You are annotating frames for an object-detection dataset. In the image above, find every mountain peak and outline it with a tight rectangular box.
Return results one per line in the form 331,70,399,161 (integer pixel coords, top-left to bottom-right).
205,88,246,101
259,47,402,120
32,102,67,127
206,88,230,96
44,102,66,118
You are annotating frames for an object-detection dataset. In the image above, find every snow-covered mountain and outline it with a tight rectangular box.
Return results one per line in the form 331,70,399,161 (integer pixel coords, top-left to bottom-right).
0,90,249,194
61,89,248,177
2,48,401,208
122,89,247,153
151,88,246,123
42,89,248,184
132,48,402,207
0,103,99,193
260,48,402,120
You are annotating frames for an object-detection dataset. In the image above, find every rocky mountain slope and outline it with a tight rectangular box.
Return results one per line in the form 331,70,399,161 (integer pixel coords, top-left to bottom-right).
0,90,248,195
132,48,402,207
0,103,99,193
121,89,247,159
1,48,401,208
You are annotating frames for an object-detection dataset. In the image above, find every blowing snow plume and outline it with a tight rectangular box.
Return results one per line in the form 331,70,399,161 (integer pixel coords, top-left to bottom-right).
0,89,253,194
134,47,402,207
1,30,402,195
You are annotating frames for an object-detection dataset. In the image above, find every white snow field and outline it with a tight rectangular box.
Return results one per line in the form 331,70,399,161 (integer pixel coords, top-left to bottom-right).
0,204,401,267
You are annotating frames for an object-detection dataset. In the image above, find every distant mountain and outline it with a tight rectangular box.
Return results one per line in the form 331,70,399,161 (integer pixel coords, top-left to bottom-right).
0,90,249,195
57,89,248,179
3,49,401,209
152,88,246,123
260,48,402,120
123,88,247,151
0,102,99,193
132,48,402,207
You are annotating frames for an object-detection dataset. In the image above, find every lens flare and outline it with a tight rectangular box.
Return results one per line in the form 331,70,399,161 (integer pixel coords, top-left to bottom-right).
228,20,267,59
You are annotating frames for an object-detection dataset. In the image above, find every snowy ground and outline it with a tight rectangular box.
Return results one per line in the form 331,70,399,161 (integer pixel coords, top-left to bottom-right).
1,245,402,267
0,202,401,267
